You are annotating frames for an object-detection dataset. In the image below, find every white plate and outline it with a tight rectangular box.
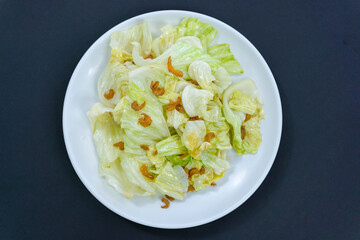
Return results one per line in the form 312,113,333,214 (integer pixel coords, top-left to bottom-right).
63,10,282,229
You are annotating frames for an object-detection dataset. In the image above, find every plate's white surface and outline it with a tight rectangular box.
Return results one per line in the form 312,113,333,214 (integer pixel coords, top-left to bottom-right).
63,10,282,229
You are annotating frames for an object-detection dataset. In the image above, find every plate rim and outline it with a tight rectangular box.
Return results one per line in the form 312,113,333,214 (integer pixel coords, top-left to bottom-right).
63,9,283,229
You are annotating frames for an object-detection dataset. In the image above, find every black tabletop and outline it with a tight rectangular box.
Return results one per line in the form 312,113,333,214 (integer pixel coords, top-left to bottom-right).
1,1,359,239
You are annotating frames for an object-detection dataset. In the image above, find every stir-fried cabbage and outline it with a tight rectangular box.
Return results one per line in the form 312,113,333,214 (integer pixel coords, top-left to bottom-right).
213,67,232,94
155,162,189,200
188,60,216,91
110,22,152,62
207,44,243,74
151,25,178,58
177,17,217,50
156,135,188,156
88,18,264,203
201,149,230,175
166,109,188,129
222,79,264,154
132,40,220,79
88,103,123,165
119,83,170,146
98,61,129,107
181,85,214,118
99,158,149,198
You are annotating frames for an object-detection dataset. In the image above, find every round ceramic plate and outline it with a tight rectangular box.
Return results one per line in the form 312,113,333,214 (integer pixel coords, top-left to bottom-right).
63,10,282,229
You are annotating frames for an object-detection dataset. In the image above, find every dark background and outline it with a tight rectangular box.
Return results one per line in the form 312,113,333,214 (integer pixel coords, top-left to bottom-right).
1,0,359,239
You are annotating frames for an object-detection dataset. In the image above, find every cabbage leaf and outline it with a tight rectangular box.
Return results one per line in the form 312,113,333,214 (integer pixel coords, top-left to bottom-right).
155,162,189,200
176,17,217,50
222,79,264,154
207,44,243,74
110,22,152,62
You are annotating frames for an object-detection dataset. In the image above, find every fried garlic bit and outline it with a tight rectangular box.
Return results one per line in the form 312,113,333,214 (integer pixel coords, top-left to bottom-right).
113,141,124,150
190,80,199,86
166,96,184,113
159,194,175,209
165,195,175,201
188,168,199,179
187,185,195,192
204,132,215,142
167,56,183,77
169,96,181,105
140,164,154,180
211,182,217,186
189,116,202,121
131,101,146,111
153,88,165,97
199,166,205,175
179,153,189,159
165,104,176,112
150,80,159,90
104,89,115,100
140,144,149,151
241,126,246,140
138,113,152,127
150,81,165,96
175,104,185,113
161,197,170,209
144,52,153,59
